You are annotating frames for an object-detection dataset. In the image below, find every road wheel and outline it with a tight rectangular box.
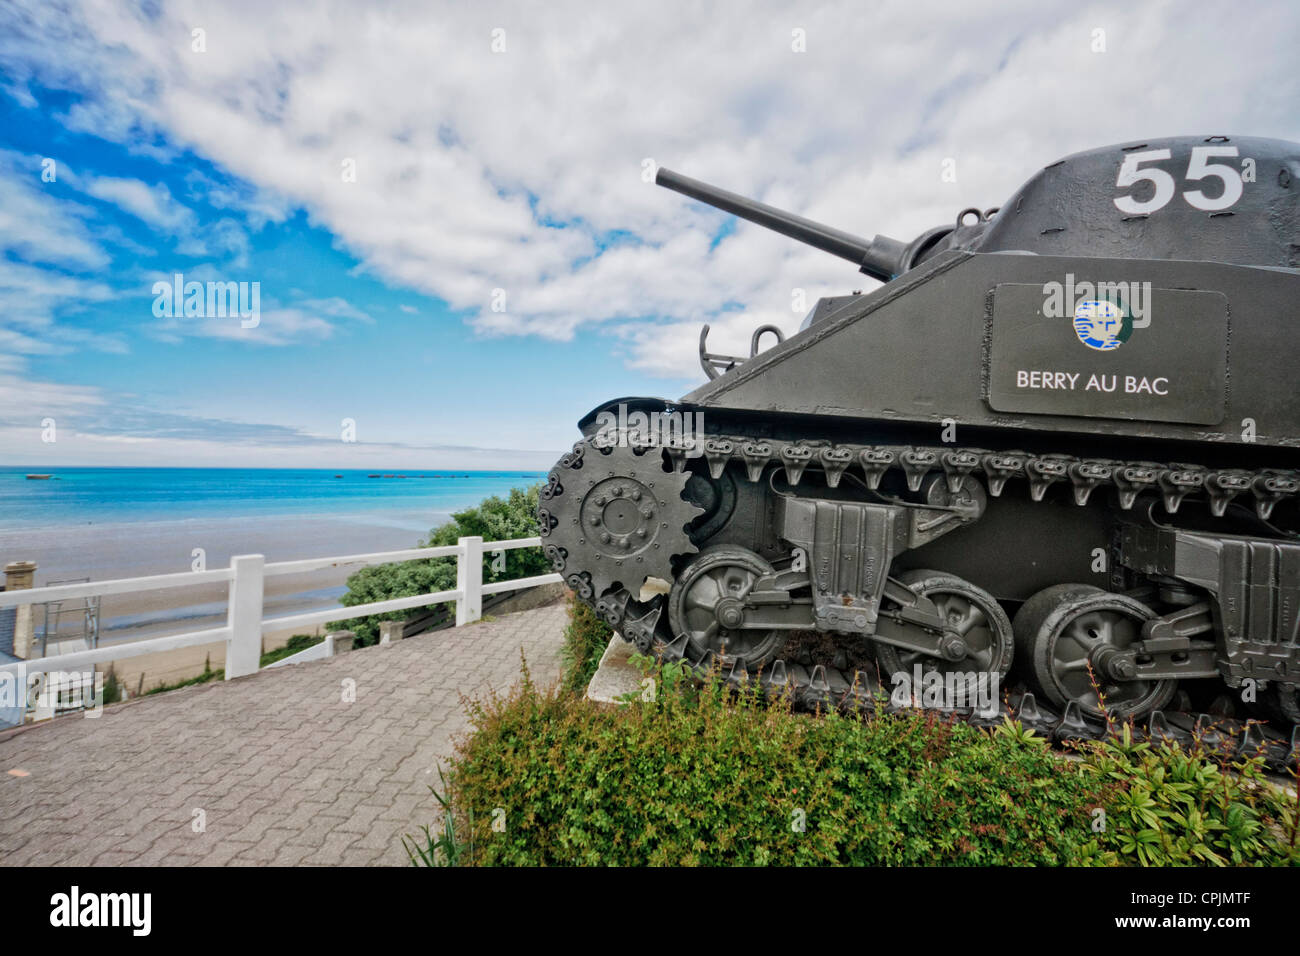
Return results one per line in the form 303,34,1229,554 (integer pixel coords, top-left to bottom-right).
1013,584,1175,721
873,569,1013,707
668,546,786,668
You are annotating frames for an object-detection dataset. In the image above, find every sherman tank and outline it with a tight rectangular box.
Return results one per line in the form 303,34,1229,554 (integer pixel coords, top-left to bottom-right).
540,135,1300,740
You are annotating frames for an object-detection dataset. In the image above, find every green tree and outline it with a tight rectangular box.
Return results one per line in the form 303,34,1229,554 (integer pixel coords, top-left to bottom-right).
330,484,548,646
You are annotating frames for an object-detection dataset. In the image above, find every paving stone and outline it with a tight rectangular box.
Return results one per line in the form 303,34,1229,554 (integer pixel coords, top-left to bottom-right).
0,603,565,867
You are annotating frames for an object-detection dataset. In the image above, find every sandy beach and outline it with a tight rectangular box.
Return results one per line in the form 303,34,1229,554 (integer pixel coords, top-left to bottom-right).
0,510,453,690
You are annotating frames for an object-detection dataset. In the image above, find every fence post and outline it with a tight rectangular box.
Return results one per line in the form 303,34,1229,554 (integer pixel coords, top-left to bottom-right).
4,561,37,659
226,554,265,678
456,536,483,626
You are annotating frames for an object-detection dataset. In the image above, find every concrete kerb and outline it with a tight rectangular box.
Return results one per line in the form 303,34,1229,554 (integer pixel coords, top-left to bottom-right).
585,634,644,704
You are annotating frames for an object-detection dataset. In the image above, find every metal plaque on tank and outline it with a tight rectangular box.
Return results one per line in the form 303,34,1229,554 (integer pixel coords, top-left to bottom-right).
987,282,1228,425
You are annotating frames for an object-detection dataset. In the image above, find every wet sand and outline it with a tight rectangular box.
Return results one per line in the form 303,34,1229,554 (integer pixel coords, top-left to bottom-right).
0,510,450,656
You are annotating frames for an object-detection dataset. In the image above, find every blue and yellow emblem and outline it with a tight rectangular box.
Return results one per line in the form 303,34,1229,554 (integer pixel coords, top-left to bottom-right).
1073,299,1131,351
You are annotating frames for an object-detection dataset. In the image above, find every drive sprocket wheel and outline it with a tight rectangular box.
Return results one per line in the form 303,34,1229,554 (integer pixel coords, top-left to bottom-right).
545,440,702,604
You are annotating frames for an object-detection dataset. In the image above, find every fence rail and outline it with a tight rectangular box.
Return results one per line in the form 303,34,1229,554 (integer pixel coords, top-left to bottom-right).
1,535,562,679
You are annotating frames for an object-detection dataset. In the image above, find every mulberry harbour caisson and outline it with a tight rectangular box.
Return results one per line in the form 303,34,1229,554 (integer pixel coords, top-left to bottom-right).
539,136,1300,764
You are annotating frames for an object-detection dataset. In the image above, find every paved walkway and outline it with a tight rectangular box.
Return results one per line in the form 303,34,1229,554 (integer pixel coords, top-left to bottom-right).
0,603,567,866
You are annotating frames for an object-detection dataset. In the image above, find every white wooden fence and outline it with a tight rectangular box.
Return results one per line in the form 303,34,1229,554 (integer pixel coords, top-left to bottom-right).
0,536,561,681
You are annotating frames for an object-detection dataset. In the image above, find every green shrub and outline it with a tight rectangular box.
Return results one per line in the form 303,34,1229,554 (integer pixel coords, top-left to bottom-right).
100,668,123,706
404,768,471,866
426,661,1300,867
144,656,222,695
136,637,325,698
259,634,324,667
558,594,614,694
1074,727,1299,866
332,484,546,645
437,665,1099,865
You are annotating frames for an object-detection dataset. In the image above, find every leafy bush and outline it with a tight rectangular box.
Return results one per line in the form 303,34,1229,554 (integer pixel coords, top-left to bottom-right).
426,661,1300,867
558,594,614,694
438,665,1094,865
331,484,547,645
1075,727,1299,866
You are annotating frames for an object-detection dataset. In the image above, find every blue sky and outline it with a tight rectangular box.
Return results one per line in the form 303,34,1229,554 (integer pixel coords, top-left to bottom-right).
0,80,699,468
2,1,1298,467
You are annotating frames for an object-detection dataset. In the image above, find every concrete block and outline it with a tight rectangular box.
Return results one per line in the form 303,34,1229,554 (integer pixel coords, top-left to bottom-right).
585,634,646,705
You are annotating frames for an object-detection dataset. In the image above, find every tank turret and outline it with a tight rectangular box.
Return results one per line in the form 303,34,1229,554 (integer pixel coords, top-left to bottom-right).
660,136,1300,278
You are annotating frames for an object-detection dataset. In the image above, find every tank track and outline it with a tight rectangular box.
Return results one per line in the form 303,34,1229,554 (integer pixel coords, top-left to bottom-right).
540,431,1300,774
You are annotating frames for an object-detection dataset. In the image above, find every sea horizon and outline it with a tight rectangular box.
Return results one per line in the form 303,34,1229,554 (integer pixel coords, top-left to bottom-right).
0,466,546,532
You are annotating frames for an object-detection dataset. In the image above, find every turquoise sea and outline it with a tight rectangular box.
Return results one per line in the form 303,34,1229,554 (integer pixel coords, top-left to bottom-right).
0,468,545,531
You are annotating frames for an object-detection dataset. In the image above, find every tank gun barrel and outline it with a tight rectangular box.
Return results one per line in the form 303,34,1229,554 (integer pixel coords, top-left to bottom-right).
654,167,908,282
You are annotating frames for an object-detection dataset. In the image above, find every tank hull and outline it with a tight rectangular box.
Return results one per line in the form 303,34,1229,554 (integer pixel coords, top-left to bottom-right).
683,250,1300,453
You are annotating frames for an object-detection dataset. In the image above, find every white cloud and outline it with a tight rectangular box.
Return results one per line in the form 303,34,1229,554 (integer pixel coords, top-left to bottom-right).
0,259,116,332
0,150,109,269
184,306,335,345
0,371,105,424
2,0,1298,379
145,293,372,347
183,169,291,229
0,425,559,468
298,296,374,323
84,176,197,234
0,386,559,468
